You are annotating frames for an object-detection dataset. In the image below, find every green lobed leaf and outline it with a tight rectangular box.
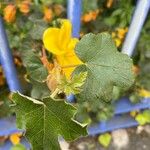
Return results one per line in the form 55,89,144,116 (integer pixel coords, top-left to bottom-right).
12,92,87,150
143,110,150,123
135,114,147,125
136,110,150,125
11,144,26,150
30,79,51,99
98,133,112,147
22,51,48,82
74,33,134,103
58,72,87,96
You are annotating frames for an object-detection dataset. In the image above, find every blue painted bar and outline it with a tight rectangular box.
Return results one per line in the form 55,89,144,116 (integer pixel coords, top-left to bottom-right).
67,0,82,38
0,113,139,138
0,117,23,136
0,16,22,92
67,0,82,102
122,0,150,56
88,114,139,135
114,97,150,115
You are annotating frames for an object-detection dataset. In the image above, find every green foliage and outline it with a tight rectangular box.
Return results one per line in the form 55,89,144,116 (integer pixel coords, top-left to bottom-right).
72,33,134,122
74,33,134,103
22,51,48,82
11,144,26,150
30,79,50,99
12,92,87,150
0,89,11,118
104,0,134,27
58,72,87,96
98,133,112,147
135,110,150,125
83,0,98,13
30,21,48,40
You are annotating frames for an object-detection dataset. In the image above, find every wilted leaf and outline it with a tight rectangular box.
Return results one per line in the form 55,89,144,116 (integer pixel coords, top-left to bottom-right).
47,64,62,92
12,92,87,150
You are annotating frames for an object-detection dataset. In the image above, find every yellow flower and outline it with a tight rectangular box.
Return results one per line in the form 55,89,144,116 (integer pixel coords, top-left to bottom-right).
43,7,53,22
138,89,150,98
18,0,31,14
114,38,121,47
111,32,116,38
81,9,100,23
117,28,128,40
10,133,22,145
4,4,16,23
43,19,82,79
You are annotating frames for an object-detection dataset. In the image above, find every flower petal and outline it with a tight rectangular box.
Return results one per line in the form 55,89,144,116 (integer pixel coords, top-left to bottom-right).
56,51,82,79
68,38,79,51
43,28,66,55
59,19,72,52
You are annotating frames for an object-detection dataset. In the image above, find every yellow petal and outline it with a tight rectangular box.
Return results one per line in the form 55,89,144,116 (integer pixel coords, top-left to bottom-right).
59,19,72,51
138,89,150,98
10,133,21,145
56,51,82,79
114,38,121,47
43,28,66,55
68,38,79,51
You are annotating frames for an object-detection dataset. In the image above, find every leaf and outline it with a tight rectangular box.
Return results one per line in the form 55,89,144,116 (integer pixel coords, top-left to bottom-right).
22,51,48,82
11,144,26,150
58,72,87,95
30,21,48,40
143,110,150,123
98,133,111,147
135,110,150,125
12,92,87,150
46,64,62,92
83,0,98,13
74,33,134,102
135,114,147,125
30,79,50,99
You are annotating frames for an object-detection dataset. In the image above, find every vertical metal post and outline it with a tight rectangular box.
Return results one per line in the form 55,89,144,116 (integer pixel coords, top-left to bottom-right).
122,0,150,56
67,0,82,102
0,17,22,92
67,0,82,38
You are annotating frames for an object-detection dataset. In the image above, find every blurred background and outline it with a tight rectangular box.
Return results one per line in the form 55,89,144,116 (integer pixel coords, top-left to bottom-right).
0,0,150,149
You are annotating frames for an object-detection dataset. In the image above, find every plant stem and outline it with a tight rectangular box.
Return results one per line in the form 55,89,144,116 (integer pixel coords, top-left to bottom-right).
50,88,60,98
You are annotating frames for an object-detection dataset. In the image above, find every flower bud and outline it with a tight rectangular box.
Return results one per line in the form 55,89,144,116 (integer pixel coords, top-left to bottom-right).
18,0,31,14
4,4,16,23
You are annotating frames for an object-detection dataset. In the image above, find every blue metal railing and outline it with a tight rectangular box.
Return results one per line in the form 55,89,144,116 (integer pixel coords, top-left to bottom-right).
0,17,22,92
122,0,150,56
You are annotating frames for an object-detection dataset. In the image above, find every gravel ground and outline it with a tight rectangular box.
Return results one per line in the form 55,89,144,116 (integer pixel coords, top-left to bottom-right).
60,125,150,150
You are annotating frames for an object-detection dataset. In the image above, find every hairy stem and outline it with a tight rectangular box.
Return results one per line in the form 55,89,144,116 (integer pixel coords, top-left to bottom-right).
50,88,60,98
